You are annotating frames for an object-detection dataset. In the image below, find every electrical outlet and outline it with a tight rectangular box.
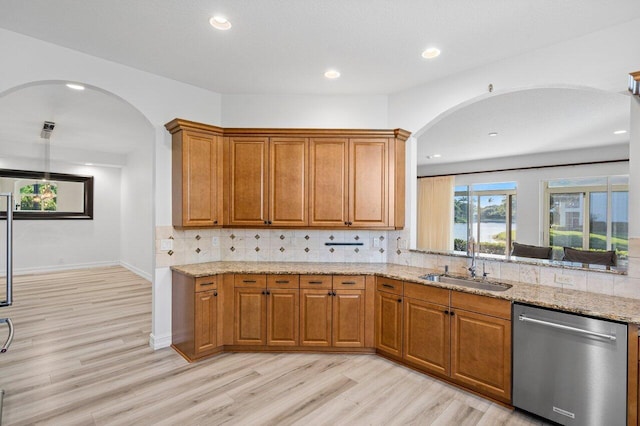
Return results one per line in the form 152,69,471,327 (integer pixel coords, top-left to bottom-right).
160,239,173,251
211,236,220,247
555,274,574,286
373,237,380,248
398,239,408,249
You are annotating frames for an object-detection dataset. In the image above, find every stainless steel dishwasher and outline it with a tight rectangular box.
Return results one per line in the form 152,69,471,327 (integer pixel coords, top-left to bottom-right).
513,302,627,426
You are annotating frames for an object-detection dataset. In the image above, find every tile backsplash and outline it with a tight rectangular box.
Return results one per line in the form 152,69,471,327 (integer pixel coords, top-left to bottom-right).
156,227,388,267
386,231,640,300
156,227,640,300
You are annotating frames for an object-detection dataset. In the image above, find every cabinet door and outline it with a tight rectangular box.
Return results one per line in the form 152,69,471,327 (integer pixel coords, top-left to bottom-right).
270,137,308,227
332,290,365,348
308,138,349,227
267,289,299,346
300,289,332,347
403,297,450,377
194,290,218,355
228,136,269,226
173,130,218,227
450,309,511,403
349,138,389,227
375,291,403,358
234,287,266,345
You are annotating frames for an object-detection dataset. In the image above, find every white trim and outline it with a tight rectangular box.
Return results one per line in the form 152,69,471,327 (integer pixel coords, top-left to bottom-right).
120,261,152,282
149,332,172,350
13,260,120,275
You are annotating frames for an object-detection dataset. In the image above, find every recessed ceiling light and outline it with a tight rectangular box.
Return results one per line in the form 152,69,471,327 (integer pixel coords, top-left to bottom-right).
614,130,627,135
426,154,442,159
421,47,441,59
488,132,498,137
85,163,94,166
324,70,340,79
66,83,85,91
209,16,232,30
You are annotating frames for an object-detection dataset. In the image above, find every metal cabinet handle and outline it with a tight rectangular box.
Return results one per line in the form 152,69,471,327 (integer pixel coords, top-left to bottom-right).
200,282,215,286
213,291,218,297
341,281,356,285
308,281,323,284
382,284,395,289
518,315,617,341
397,298,402,303
327,291,333,296
275,280,289,284
243,280,257,283
444,310,449,315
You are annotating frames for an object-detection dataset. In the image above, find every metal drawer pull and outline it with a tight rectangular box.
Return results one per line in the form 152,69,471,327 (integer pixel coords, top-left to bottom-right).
275,280,289,284
199,282,215,286
308,281,324,284
341,281,357,285
243,280,257,283
0,318,14,353
518,315,617,341
382,284,395,289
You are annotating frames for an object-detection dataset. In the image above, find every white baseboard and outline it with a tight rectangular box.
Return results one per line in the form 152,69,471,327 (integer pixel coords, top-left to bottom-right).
14,260,120,276
149,333,172,350
120,261,152,282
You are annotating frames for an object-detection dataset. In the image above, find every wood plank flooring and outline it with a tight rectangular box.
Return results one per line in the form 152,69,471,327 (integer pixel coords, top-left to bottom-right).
0,266,548,425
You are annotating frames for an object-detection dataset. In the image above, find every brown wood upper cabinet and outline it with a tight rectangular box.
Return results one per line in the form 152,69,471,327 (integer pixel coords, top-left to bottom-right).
165,119,223,227
226,136,308,227
166,120,410,229
309,136,406,228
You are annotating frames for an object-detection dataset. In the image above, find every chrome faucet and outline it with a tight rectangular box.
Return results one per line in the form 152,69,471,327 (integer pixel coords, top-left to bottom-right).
468,237,477,278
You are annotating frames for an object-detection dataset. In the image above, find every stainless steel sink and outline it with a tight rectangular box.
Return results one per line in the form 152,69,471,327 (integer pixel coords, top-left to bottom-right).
420,274,512,292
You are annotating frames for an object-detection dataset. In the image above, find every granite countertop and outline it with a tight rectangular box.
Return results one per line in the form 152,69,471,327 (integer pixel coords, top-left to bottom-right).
171,261,640,325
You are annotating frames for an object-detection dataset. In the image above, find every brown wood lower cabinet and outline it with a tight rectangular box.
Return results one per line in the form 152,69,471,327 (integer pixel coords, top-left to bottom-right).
234,274,300,346
450,307,511,402
403,297,450,376
375,278,404,359
300,275,366,348
399,282,512,404
173,271,511,405
172,273,222,360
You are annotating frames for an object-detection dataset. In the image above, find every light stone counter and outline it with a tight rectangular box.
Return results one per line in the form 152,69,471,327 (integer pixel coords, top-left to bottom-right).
171,261,640,324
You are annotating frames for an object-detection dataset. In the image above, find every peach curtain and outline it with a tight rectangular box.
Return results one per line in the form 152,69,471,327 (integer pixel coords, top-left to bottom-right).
417,176,455,251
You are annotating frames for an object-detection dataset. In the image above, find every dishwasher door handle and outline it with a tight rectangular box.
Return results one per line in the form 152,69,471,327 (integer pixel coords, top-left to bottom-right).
518,314,617,341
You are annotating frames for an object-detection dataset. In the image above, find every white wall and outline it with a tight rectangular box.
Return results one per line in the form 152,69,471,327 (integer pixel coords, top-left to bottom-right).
120,140,154,280
0,158,121,273
222,94,388,128
388,18,640,134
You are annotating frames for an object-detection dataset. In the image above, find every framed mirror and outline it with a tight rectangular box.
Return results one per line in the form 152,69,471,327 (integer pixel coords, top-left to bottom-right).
0,168,93,219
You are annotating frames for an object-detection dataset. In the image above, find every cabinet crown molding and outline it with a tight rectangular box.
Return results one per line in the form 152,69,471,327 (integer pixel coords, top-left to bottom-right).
165,118,411,141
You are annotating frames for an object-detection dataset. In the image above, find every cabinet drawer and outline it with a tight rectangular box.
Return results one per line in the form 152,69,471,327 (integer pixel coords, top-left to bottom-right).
450,291,511,320
267,275,300,289
195,276,217,292
404,282,449,305
376,277,403,295
333,275,365,290
300,275,332,289
234,274,267,288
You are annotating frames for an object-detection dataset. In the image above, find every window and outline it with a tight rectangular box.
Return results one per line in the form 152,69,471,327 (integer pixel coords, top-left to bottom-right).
19,182,57,211
544,176,628,260
454,182,517,256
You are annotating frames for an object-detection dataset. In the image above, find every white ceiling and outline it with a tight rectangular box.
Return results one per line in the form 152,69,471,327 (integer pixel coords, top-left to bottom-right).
0,0,639,95
0,2,636,164
0,83,152,163
416,88,630,167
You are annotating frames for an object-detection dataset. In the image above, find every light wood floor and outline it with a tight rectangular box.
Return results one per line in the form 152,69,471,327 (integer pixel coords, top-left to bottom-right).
0,266,548,425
